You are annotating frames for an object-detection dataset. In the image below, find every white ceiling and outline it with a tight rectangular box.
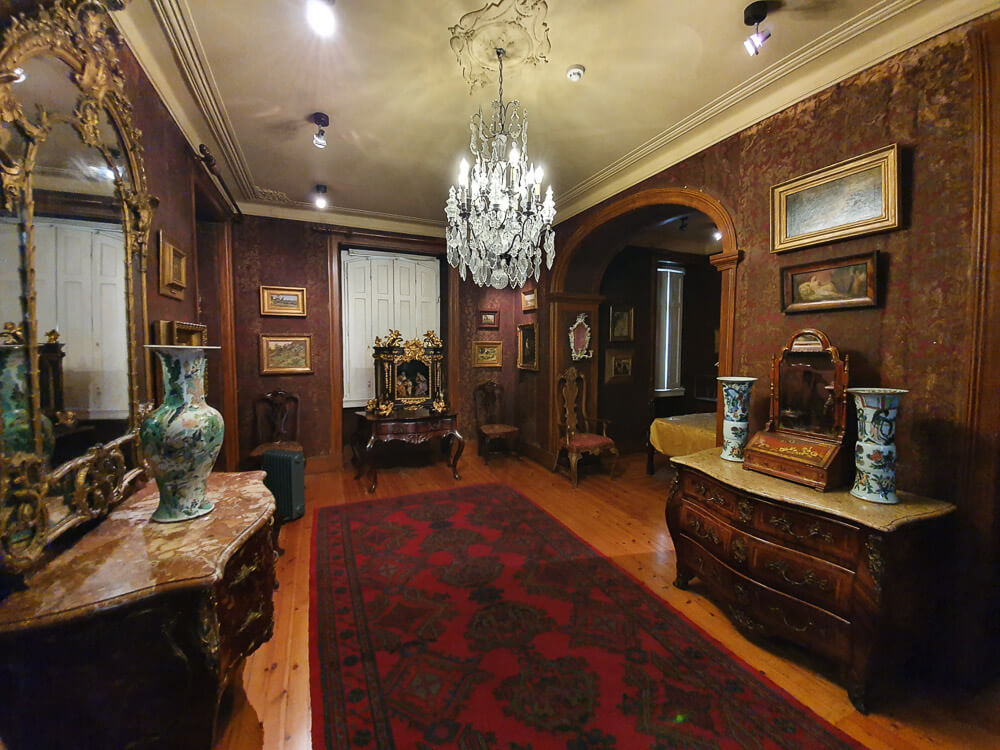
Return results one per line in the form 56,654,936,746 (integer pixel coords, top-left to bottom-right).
115,0,998,236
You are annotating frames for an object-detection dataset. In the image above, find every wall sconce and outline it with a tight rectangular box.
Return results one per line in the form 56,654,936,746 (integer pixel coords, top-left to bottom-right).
743,2,770,56
311,112,329,149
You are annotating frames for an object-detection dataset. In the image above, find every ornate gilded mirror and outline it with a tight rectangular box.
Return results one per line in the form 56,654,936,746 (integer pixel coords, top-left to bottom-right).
743,329,849,491
0,0,156,575
568,313,592,361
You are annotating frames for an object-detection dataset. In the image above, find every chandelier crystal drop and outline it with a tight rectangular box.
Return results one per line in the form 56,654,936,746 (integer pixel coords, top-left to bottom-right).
445,48,556,289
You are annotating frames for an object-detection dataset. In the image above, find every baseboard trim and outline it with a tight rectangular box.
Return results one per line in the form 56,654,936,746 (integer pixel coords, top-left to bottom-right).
305,455,342,474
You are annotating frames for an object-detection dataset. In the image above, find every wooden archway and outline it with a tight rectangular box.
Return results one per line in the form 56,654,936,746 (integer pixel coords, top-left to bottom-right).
546,187,741,447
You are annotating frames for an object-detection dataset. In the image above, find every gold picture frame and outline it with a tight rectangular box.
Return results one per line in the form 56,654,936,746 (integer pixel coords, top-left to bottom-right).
609,305,634,343
517,323,538,370
605,348,634,384
521,287,538,312
781,251,878,313
771,144,899,253
158,230,186,300
260,285,307,316
153,320,207,346
260,334,313,375
473,340,502,368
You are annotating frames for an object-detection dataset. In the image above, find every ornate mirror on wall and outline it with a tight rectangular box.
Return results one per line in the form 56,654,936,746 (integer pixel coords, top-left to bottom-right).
568,313,592,361
0,0,157,576
743,328,849,491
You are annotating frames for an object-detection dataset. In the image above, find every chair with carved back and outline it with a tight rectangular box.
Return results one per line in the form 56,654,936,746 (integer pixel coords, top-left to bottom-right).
553,366,619,487
250,390,303,459
474,380,519,464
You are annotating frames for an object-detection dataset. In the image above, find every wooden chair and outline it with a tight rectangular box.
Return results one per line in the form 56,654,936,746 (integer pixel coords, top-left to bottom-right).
249,390,303,459
474,381,519,464
553,366,619,487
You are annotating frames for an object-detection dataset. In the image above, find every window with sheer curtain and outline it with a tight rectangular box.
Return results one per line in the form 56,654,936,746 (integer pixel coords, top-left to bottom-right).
653,262,685,395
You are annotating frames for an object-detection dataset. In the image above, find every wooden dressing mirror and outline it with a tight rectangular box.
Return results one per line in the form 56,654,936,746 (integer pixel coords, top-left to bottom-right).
743,328,850,491
0,0,157,576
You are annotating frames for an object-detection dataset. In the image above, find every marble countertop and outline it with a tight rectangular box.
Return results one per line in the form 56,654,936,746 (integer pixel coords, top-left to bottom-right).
0,472,275,632
671,448,955,532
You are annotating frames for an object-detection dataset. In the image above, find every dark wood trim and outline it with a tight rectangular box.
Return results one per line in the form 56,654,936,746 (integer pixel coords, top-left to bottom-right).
311,224,445,255
216,221,239,472
955,18,1000,685
34,190,120,223
305,455,338,474
710,250,741,445
328,235,344,471
519,440,554,470
189,167,200,326
448,267,461,429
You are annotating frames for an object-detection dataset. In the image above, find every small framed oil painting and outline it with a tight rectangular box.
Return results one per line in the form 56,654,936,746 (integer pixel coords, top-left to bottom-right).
517,323,538,370
605,348,634,384
609,305,634,342
158,230,186,301
771,144,898,253
521,287,538,312
260,334,313,374
781,251,877,313
478,309,499,329
472,340,502,368
260,285,307,316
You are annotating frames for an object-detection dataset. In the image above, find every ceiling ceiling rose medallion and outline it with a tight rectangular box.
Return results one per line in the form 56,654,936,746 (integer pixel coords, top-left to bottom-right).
449,0,551,90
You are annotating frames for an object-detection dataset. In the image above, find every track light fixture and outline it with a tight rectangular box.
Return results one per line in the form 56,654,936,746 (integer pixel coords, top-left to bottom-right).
306,0,336,38
313,184,328,209
743,1,770,56
311,112,329,149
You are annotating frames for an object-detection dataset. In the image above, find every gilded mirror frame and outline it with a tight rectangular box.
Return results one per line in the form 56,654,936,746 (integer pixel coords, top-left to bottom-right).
0,0,156,575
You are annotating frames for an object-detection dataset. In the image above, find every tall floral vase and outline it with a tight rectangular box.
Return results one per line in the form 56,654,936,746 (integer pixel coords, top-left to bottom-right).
0,344,54,459
848,388,908,504
140,345,224,523
718,376,757,462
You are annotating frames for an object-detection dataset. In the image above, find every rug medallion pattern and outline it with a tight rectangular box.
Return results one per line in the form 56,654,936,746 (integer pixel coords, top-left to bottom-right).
312,483,861,749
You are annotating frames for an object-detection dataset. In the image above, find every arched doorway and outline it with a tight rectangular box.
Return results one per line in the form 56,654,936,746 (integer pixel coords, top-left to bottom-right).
546,188,740,455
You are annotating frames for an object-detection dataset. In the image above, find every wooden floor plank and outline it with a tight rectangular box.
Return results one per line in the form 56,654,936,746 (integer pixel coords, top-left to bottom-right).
216,451,1000,750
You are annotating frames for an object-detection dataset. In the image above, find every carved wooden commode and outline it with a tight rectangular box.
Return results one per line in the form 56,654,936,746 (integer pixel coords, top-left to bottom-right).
666,448,955,712
0,472,276,749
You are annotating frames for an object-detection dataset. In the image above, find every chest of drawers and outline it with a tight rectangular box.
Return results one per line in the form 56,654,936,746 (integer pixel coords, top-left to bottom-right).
667,449,955,712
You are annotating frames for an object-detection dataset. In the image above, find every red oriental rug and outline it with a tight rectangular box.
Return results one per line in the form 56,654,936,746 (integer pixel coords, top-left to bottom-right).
310,483,862,749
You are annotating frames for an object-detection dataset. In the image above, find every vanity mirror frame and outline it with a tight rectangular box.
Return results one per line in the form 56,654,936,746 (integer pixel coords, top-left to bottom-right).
743,328,850,491
0,0,157,575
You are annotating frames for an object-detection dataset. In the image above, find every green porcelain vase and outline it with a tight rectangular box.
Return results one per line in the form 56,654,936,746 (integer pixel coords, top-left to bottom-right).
140,345,224,523
0,344,54,459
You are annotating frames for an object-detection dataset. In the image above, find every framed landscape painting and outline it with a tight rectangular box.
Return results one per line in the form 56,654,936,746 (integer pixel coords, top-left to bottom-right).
472,340,502,368
781,252,877,313
260,286,307,316
521,287,538,312
771,144,899,253
260,334,313,374
478,309,500,329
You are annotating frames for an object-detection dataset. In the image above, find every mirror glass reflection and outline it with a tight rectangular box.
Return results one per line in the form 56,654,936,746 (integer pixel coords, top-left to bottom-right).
778,351,837,435
14,55,131,465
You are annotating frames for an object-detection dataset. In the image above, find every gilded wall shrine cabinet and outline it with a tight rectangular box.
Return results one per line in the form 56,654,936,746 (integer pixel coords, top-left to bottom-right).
0,473,276,749
667,449,955,712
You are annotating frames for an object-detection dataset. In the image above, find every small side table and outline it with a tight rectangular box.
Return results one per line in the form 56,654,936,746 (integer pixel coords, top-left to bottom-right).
352,410,465,493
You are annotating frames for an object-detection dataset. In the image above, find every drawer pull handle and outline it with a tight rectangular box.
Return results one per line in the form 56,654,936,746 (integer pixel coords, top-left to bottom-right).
706,493,728,509
738,500,753,524
768,515,835,543
729,607,764,633
764,560,831,591
768,606,815,633
731,537,748,564
693,481,728,509
687,517,721,546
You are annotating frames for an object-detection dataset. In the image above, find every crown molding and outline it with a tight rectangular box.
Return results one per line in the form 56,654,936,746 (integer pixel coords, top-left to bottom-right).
555,0,1000,223
239,201,446,238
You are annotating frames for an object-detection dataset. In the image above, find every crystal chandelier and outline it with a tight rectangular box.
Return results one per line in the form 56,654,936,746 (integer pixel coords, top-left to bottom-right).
445,48,556,289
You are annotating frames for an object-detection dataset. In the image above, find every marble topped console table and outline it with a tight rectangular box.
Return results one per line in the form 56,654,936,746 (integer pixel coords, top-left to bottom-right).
0,472,277,750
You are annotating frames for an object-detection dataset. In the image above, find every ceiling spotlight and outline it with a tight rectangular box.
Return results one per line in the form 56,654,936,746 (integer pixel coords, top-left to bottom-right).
311,111,329,149
11,67,25,84
313,184,328,209
712,230,723,241
306,0,336,38
566,64,585,82
743,1,770,56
